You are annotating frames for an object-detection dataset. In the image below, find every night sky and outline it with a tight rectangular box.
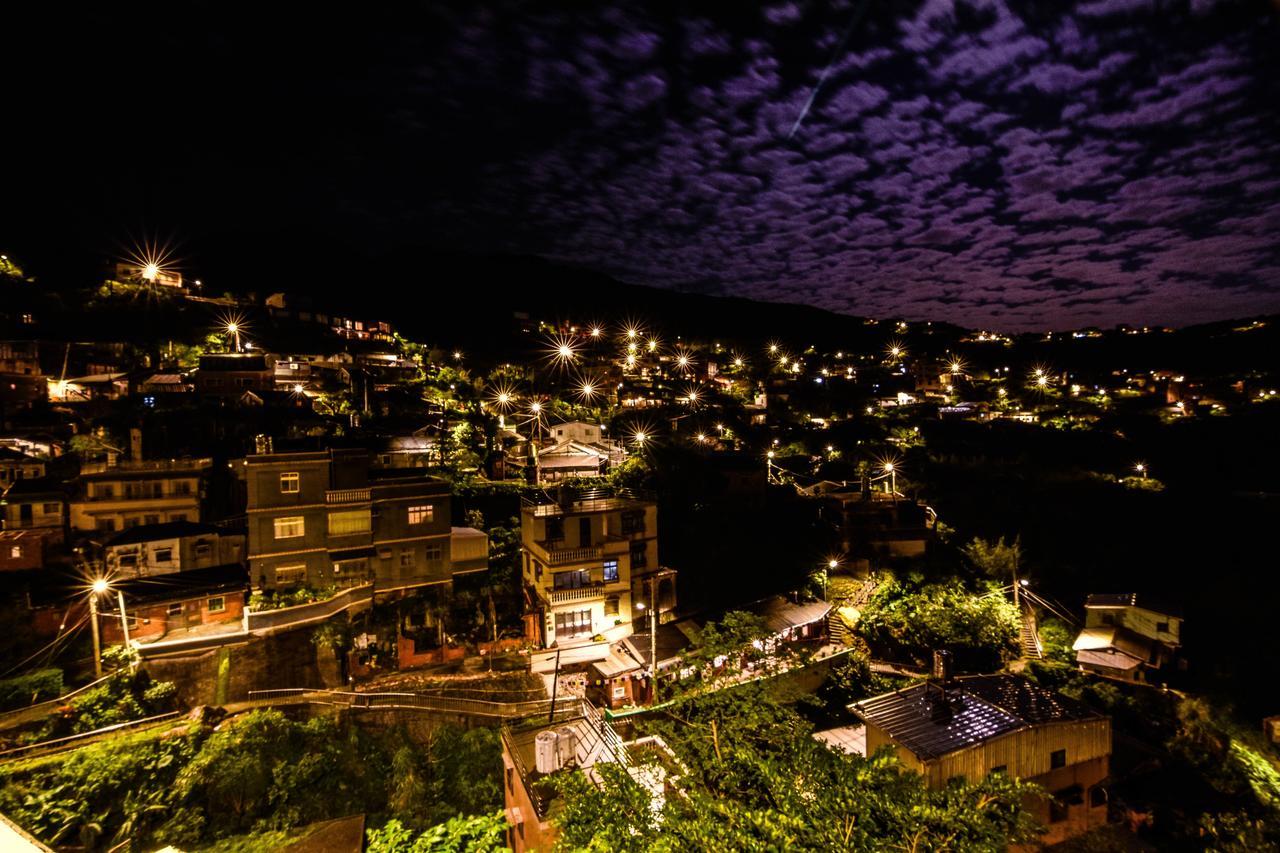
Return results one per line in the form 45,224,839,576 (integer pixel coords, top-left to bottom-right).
6,0,1280,331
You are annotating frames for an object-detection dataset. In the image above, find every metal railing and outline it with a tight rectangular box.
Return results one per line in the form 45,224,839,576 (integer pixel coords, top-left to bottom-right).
80,458,210,475
0,671,120,732
0,712,182,762
325,488,371,504
246,688,580,720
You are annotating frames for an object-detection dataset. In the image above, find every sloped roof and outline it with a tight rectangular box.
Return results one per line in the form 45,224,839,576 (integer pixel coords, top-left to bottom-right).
1085,593,1182,618
852,674,1102,761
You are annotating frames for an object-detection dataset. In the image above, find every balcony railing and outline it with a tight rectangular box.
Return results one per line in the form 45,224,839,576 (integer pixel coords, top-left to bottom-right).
80,457,211,475
538,543,602,566
325,488,371,504
543,580,625,605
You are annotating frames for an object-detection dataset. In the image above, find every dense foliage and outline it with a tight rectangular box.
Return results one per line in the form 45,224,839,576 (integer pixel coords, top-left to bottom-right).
857,576,1019,672
366,814,509,852
551,676,1038,851
0,668,64,711
0,710,504,852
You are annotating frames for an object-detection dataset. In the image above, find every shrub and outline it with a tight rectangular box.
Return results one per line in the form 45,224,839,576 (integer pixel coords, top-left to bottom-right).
0,668,64,711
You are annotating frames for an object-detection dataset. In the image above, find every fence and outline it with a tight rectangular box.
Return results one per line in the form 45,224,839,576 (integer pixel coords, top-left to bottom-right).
0,671,118,732
245,688,582,721
0,712,182,762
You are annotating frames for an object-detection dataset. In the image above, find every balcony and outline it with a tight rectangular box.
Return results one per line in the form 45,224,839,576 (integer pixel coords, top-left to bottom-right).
325,488,371,504
538,543,603,566
546,582,622,605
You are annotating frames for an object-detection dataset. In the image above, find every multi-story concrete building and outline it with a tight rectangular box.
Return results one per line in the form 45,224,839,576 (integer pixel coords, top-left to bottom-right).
243,447,486,592
520,486,673,649
0,447,45,487
1,476,67,546
71,458,210,533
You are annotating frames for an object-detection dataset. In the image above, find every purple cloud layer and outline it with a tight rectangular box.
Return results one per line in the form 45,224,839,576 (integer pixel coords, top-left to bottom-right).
415,0,1280,331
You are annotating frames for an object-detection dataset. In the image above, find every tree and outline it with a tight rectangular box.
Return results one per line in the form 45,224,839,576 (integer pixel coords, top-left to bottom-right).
366,814,510,853
551,681,1038,851
962,536,1022,584
857,577,1020,672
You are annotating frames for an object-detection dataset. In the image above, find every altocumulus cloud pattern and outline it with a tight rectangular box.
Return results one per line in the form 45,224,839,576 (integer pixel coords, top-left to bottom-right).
412,0,1280,330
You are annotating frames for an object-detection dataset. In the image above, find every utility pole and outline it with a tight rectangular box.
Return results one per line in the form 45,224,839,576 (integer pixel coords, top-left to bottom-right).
89,593,103,678
116,590,131,646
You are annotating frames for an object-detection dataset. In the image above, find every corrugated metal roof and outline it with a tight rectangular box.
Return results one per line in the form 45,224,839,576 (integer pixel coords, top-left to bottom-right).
852,675,1102,761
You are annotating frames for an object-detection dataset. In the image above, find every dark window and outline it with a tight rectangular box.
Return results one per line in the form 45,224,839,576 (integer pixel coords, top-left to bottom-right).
1050,749,1067,769
1049,797,1068,823
621,510,645,534
578,517,591,546
554,570,590,590
989,765,1007,776
604,596,620,616
630,541,647,569
545,517,564,542
1156,621,1169,633
1089,785,1107,808
554,609,592,638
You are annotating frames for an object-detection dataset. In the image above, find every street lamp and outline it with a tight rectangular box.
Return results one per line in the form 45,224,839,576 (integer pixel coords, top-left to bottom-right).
635,598,659,705
883,461,896,495
1135,462,1147,479
225,322,241,353
88,577,130,677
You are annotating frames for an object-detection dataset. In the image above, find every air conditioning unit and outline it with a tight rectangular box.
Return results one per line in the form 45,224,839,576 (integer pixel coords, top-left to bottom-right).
534,730,560,774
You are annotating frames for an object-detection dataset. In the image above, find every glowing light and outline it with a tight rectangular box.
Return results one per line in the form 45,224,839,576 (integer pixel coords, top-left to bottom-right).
883,462,894,472
122,240,178,287
225,322,238,334
828,559,839,570
1134,462,1146,474
766,450,775,459
143,263,160,281
91,578,110,595
695,433,707,443
647,339,658,352
453,350,463,361
293,384,304,394
997,387,1007,397
1036,375,1048,388
949,358,964,374
768,343,779,354
733,357,744,368
590,326,602,338
545,333,578,368
625,327,639,340
677,355,691,370
530,401,542,414
633,431,647,444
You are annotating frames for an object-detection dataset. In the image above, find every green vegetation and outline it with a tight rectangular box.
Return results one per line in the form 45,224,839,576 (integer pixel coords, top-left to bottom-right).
551,672,1037,851
248,584,341,611
857,575,1019,672
366,814,509,852
0,709,505,852
40,654,177,739
0,668,64,711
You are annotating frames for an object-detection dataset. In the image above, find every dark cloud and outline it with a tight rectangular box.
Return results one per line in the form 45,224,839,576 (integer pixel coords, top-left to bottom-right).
6,0,1279,331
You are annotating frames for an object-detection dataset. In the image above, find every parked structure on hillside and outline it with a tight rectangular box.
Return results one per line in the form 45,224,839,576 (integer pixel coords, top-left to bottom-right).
804,478,934,570
1073,593,1183,683
243,446,487,593
850,657,1111,846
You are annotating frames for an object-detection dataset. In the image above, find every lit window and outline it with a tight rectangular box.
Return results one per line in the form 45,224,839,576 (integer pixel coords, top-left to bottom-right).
399,549,414,567
274,516,305,539
554,609,592,638
603,560,619,583
9,545,20,559
604,595,619,616
207,596,226,613
408,504,434,525
327,509,371,536
280,472,300,493
275,564,306,585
